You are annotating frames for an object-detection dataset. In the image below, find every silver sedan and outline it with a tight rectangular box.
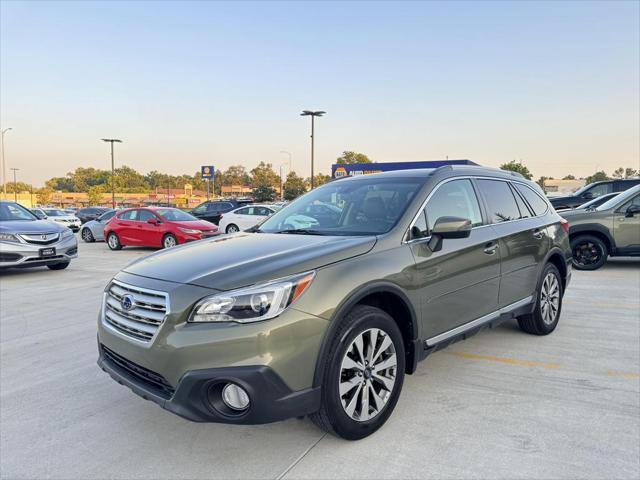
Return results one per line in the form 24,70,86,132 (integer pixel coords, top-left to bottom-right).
80,209,116,242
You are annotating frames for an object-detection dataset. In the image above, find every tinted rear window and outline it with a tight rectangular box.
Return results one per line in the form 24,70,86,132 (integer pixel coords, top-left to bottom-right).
477,179,521,223
513,183,548,216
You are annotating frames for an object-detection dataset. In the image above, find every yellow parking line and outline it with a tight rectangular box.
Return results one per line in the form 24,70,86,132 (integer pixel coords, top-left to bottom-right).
607,370,640,379
449,352,560,369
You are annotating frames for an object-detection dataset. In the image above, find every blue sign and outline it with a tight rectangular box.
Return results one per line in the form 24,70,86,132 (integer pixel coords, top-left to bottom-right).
331,159,478,178
201,166,215,179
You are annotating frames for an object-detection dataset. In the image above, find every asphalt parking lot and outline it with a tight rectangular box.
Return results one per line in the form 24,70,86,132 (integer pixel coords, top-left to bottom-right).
1,237,639,479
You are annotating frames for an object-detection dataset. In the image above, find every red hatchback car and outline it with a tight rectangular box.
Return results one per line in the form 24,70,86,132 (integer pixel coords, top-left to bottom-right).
104,207,220,250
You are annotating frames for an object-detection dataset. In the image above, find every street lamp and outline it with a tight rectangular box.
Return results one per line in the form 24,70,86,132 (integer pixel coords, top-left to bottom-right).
279,162,288,201
1,127,12,199
300,110,325,189
101,138,122,208
280,150,292,172
10,167,19,202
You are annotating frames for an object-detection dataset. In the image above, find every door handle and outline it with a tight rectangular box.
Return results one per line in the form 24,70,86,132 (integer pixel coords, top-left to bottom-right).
483,243,499,255
532,229,544,239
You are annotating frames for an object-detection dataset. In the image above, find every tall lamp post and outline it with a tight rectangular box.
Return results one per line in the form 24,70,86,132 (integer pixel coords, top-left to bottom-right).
10,167,19,202
101,138,122,208
280,150,292,172
279,162,288,201
300,110,325,189
1,127,12,199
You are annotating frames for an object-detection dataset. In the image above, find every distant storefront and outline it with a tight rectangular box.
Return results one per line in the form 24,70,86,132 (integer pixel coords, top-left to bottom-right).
331,159,478,178
543,179,586,196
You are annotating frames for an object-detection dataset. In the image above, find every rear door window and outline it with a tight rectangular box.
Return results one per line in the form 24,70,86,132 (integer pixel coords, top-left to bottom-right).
118,210,138,221
587,183,613,197
476,179,521,223
513,183,549,216
137,210,155,222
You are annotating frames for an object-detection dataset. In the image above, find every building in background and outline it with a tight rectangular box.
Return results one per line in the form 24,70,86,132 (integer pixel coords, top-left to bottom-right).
543,179,586,196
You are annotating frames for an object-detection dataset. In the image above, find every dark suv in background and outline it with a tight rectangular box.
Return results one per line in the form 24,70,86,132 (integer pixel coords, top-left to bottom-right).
550,178,640,210
190,199,252,225
76,206,111,224
97,166,571,440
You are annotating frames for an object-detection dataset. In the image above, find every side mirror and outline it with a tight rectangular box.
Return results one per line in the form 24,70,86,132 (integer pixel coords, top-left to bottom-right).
582,192,594,199
428,216,472,252
147,218,158,225
626,205,640,218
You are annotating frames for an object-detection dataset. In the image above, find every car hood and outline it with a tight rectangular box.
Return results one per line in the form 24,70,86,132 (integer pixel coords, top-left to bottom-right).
0,219,65,234
122,232,376,290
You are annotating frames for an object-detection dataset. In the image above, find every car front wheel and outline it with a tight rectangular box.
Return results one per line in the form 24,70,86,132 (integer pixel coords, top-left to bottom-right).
571,234,608,270
226,224,239,233
162,234,178,248
310,305,405,440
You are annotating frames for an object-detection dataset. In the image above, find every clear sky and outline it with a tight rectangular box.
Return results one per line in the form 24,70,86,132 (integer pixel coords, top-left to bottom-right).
1,0,638,186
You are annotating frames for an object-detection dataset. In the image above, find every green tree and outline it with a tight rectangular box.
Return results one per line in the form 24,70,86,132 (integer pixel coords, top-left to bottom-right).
612,167,625,179
2,181,32,193
499,160,533,180
114,165,148,192
253,184,276,202
283,172,308,200
562,174,576,180
335,151,372,165
584,171,609,184
625,167,639,178
35,187,53,205
223,165,251,186
250,162,280,189
536,176,548,191
313,173,331,187
86,185,105,206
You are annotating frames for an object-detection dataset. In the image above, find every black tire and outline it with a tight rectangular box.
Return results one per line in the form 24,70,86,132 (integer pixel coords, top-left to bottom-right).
310,305,405,440
107,232,122,250
162,233,178,248
518,263,563,335
226,224,239,234
81,228,95,243
47,262,70,270
570,234,608,270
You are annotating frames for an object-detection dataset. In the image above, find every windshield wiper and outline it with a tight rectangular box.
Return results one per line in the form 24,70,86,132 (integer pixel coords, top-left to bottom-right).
273,228,325,235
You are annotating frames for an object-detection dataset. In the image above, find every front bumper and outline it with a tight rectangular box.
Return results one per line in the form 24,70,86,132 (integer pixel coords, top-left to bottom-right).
97,343,321,424
0,234,78,268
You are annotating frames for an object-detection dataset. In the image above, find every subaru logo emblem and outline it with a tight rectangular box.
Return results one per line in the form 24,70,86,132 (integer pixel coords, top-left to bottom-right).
121,294,134,311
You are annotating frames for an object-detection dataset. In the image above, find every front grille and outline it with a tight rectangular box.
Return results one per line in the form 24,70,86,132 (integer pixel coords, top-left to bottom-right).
101,345,175,399
25,255,64,262
103,280,168,342
19,233,60,245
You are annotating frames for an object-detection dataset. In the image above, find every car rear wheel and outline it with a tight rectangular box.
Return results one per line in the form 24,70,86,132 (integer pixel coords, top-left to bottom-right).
47,262,70,270
310,305,405,440
571,235,608,270
107,233,122,250
226,224,239,233
518,263,563,335
162,234,178,248
81,228,95,243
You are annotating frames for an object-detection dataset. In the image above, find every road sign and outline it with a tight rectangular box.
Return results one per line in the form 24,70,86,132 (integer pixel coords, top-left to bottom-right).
201,166,215,179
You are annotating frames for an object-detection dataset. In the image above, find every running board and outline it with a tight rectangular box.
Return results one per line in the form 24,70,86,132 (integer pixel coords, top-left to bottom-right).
424,296,534,348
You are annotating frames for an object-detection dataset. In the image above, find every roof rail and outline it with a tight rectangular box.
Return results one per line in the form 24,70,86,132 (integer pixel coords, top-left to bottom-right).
433,164,525,179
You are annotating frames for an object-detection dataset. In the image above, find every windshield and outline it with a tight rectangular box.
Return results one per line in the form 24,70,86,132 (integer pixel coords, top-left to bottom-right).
43,209,67,217
259,176,426,235
597,185,640,211
155,209,198,222
0,202,38,221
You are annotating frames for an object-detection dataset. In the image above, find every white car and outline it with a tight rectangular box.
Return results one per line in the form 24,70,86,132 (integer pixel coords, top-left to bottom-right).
41,208,81,232
218,204,276,233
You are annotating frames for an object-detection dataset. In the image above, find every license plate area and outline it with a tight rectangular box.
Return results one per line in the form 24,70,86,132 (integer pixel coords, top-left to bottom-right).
39,247,56,257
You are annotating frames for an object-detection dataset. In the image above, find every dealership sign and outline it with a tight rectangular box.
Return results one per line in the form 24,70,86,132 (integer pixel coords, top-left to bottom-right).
201,166,215,179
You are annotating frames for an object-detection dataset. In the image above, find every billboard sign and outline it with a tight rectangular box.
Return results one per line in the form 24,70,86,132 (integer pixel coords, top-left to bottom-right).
201,165,215,179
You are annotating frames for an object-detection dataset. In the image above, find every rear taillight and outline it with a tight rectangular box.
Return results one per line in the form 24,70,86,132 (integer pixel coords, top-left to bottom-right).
560,217,569,234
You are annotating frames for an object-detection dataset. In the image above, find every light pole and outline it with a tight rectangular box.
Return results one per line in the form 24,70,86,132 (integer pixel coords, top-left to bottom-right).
300,110,325,189
279,162,288,201
101,138,122,208
1,127,12,199
10,167,19,202
280,150,292,172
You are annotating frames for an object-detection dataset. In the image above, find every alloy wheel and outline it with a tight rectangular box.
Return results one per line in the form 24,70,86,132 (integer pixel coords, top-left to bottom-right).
227,224,239,233
339,328,397,422
573,241,602,267
164,236,177,248
540,272,560,325
81,229,93,242
108,235,118,249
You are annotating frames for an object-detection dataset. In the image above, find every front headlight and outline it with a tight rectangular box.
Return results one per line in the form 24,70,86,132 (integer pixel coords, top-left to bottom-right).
0,233,20,243
179,227,201,234
61,229,74,238
189,271,315,323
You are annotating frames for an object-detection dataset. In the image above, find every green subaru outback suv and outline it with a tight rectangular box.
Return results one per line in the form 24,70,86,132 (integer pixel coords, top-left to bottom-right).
97,166,571,440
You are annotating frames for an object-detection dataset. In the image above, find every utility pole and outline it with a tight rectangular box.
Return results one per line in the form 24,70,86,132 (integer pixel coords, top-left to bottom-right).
300,111,325,189
10,167,19,202
280,150,292,172
1,127,12,199
101,138,122,208
279,163,288,201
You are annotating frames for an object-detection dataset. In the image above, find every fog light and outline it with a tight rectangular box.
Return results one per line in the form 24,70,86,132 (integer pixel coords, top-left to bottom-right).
221,383,250,411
